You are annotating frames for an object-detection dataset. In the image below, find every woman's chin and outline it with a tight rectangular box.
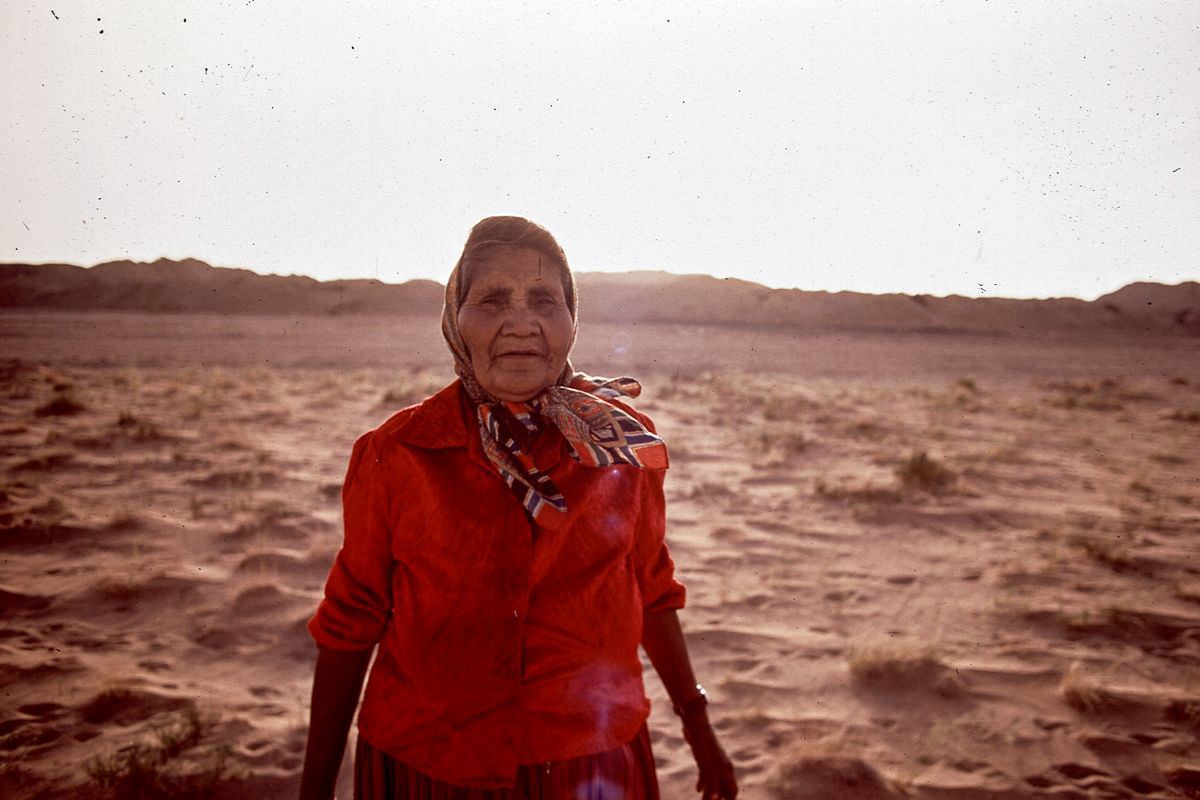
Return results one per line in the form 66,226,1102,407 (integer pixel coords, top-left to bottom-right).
481,373,554,402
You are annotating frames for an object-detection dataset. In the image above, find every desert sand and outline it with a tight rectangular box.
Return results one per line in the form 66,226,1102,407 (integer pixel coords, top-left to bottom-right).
1,310,1199,799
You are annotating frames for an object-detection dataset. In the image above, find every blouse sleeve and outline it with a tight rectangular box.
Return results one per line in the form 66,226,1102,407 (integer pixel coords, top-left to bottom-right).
631,426,687,615
308,430,395,651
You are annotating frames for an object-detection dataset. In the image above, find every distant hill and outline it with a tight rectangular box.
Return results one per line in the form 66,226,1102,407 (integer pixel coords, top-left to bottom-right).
1,258,1197,336
0,258,443,316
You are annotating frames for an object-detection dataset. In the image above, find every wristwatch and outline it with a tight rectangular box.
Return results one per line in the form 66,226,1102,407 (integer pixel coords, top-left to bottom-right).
672,683,708,718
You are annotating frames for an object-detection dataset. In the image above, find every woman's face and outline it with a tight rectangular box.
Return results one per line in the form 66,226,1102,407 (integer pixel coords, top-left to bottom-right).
457,246,574,402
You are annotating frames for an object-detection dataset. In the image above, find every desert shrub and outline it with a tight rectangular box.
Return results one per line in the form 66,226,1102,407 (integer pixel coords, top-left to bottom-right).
85,707,233,800
95,577,143,607
1068,534,1145,575
848,642,946,689
1041,378,1131,411
108,508,142,531
814,479,901,505
895,452,956,493
1058,662,1129,715
117,411,165,441
768,754,903,800
34,391,85,416
762,392,813,421
755,429,810,462
379,374,446,409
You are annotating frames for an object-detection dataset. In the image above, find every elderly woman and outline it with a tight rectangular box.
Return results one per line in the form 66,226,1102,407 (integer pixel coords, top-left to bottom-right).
299,217,737,800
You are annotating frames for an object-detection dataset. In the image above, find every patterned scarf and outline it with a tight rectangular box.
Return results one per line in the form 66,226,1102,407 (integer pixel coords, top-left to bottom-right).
475,374,669,521
440,240,668,525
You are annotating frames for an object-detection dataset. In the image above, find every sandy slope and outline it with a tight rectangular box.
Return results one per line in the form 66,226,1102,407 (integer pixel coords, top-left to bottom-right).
1,313,1199,799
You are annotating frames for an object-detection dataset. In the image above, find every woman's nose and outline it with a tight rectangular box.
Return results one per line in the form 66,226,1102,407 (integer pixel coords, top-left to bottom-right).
500,301,539,334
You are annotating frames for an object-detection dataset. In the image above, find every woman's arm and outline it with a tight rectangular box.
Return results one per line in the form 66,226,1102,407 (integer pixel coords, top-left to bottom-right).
298,646,374,800
642,608,738,800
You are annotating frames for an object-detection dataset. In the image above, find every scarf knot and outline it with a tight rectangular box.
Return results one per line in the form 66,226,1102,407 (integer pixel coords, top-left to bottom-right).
476,373,668,524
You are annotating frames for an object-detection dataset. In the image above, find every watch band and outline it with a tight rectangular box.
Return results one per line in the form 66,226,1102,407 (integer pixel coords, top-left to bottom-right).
672,683,708,718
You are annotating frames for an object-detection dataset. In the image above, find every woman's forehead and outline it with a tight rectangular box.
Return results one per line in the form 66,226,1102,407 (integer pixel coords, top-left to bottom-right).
464,247,567,293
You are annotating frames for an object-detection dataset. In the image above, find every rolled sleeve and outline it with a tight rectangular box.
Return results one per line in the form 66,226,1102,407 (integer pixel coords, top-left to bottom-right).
308,431,395,651
634,469,686,613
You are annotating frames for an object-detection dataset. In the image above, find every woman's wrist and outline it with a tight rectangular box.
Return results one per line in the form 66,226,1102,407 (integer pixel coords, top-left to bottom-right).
672,682,709,720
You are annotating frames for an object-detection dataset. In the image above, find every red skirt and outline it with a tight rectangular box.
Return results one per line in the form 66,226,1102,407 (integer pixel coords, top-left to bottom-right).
354,726,661,800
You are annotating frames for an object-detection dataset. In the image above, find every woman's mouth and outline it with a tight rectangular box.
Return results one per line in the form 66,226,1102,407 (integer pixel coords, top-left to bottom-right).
493,351,544,363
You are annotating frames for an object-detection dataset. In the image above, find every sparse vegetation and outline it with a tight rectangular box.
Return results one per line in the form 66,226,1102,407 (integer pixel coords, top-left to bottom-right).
1058,662,1128,715
1041,378,1135,411
85,706,235,799
754,428,810,464
895,451,956,493
1068,533,1144,575
117,411,166,441
35,390,86,417
762,392,813,422
95,578,143,607
108,508,142,531
847,641,949,690
379,374,446,409
814,478,901,505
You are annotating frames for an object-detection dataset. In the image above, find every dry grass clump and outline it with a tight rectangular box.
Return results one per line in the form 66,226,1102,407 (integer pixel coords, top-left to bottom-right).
1058,662,1135,716
1067,533,1145,575
814,479,902,505
895,452,956,494
117,411,166,442
848,641,952,693
107,508,142,531
94,577,144,607
34,390,86,417
753,428,810,465
1041,378,1126,411
768,753,903,800
761,391,816,422
85,706,235,800
378,374,447,409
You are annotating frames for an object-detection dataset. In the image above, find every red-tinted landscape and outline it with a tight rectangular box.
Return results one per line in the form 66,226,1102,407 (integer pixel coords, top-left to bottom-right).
2,260,1199,799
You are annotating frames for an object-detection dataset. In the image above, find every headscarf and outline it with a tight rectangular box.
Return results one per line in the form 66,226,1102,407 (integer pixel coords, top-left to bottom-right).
440,219,668,525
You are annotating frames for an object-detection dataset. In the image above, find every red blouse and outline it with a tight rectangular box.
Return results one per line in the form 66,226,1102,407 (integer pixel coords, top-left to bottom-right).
308,380,685,789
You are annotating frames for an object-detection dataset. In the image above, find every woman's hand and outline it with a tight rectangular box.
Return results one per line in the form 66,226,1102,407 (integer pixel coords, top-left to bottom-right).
682,711,738,799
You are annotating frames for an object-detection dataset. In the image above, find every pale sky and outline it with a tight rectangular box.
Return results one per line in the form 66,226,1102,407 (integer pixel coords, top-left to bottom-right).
2,1,1197,299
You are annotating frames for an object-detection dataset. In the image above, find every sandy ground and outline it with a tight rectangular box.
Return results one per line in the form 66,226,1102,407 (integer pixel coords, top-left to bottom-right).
1,311,1199,799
